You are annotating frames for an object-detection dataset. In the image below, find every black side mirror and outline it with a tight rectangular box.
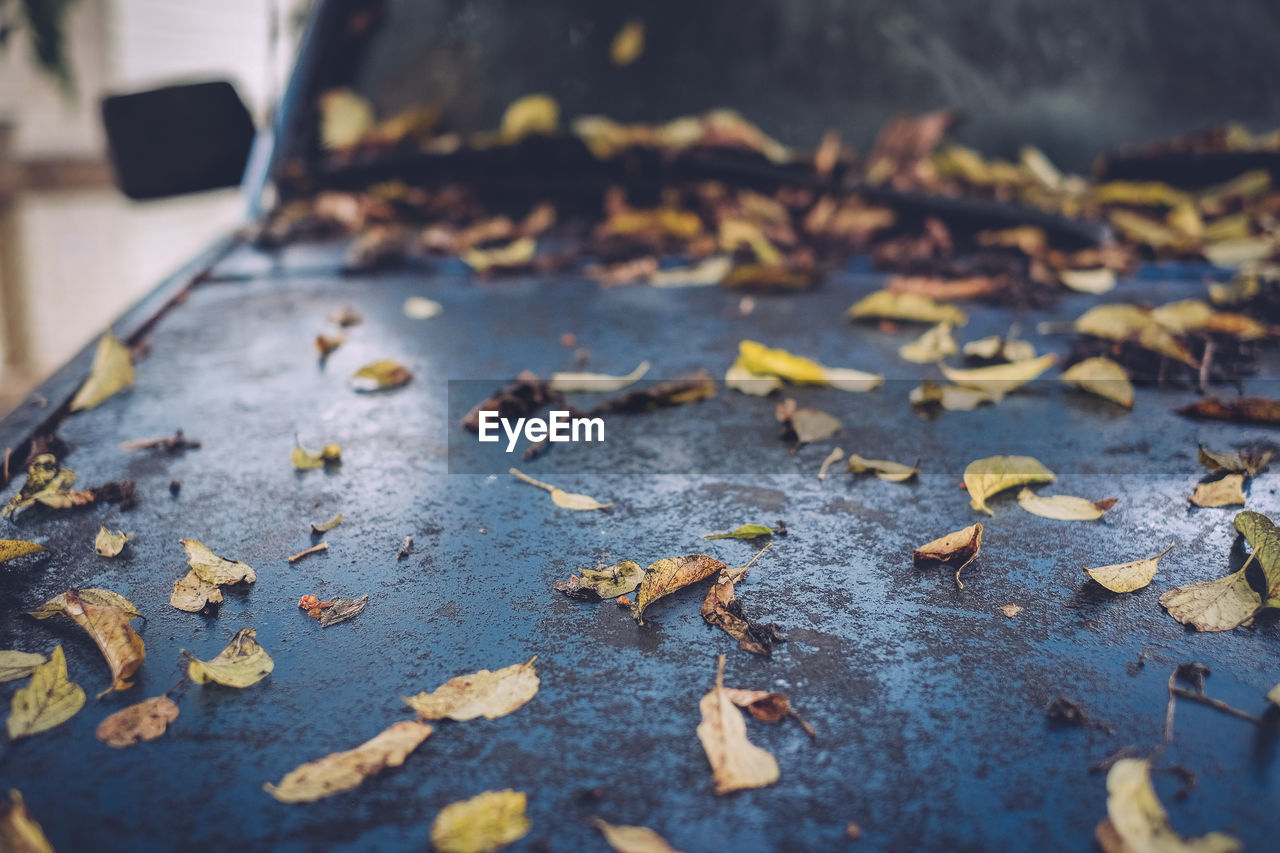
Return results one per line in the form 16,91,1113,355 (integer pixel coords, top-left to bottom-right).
101,80,256,200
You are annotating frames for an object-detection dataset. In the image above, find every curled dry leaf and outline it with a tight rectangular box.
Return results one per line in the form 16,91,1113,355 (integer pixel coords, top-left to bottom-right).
62,588,145,697
263,720,433,803
0,790,54,853
1017,488,1116,521
311,512,343,533
631,554,726,624
0,651,46,684
1074,304,1195,366
913,523,983,589
350,359,413,391
550,361,650,393
6,645,85,739
2,454,91,519
704,524,773,541
460,236,537,272
702,560,785,657
95,695,180,748
777,402,841,445
431,789,531,853
1198,445,1272,478
69,331,134,412
939,353,1056,394
320,595,368,628
964,455,1055,514
315,332,344,358
170,570,223,613
403,657,539,721
292,442,341,470
1098,758,1239,853
697,655,780,795
1061,357,1134,409
845,453,919,482
999,605,1023,618
737,340,881,391
1086,543,1175,593
500,92,558,141
1189,475,1246,508
94,526,130,557
1179,397,1280,426
318,88,373,150
722,688,816,736
181,539,256,586
910,381,1003,411
508,467,611,510
592,818,683,853
847,290,968,326
28,588,140,620
555,561,645,601
899,323,957,364
187,628,274,688
1236,509,1280,606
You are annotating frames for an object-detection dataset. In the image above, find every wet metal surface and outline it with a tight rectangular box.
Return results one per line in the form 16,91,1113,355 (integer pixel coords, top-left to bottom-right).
2,244,1278,851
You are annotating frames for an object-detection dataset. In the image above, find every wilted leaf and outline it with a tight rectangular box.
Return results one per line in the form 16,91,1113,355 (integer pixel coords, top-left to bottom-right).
702,560,784,657
0,790,54,853
320,594,368,628
610,19,645,66
431,790,531,853
187,628,274,688
724,359,781,396
940,354,1055,393
649,256,732,288
0,540,45,563
697,655,780,794
509,468,612,510
403,296,443,319
264,720,433,803
704,525,773,541
61,588,145,697
899,323,957,364
311,512,343,533
550,361,650,392
0,651,46,683
1179,397,1280,426
94,526,130,557
632,553,726,624
1198,445,1272,478
1099,758,1239,853
964,455,1055,514
592,818,682,853
318,88,374,150
847,290,968,326
1017,488,1116,521
1086,542,1175,593
169,570,224,612
910,381,1003,411
1159,566,1259,633
69,332,134,412
555,561,645,601
28,588,139,620
737,340,881,390
7,645,85,739
95,695,179,748
500,93,558,143
1061,357,1134,408
403,657,539,721
1235,509,1280,606
1059,268,1116,294
181,539,256,585
1189,475,1246,508
845,453,919,482
913,523,983,588
2,454,90,519
351,359,413,391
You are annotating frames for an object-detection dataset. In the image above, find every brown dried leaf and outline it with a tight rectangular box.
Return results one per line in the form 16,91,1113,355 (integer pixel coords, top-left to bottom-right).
913,523,983,588
701,558,784,657
403,657,539,721
632,554,726,624
61,588,145,697
320,594,368,628
1179,397,1280,426
95,695,179,748
696,655,780,794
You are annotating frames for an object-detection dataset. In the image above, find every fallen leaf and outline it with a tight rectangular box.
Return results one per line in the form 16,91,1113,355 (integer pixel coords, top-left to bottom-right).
847,290,968,326
964,455,1055,514
593,818,682,853
1017,488,1116,521
403,657,539,721
704,525,773,541
910,381,1003,411
697,655,780,794
632,554,726,624
0,790,54,853
1099,758,1239,853
1059,268,1117,294
460,236,537,272
649,256,732,288
555,561,645,601
778,402,841,445
431,790,531,853
320,594,368,627
1198,445,1272,478
1159,567,1259,633
1086,542,1175,593
6,645,85,739
264,720,433,803
961,334,1036,364
1061,357,1135,408
95,695,179,748
0,651,46,683
1179,397,1280,426
1189,475,1246,508
590,371,716,413
292,442,341,470
913,523,983,588
817,447,844,480
509,468,612,510
94,526,130,557
311,512,343,533
737,340,881,391
28,588,140,620
61,588,145,697
500,93,558,143
999,605,1023,618
169,570,224,612
181,539,256,585
351,359,413,391
610,19,645,66
69,332,134,412
316,332,345,358
701,556,784,657
2,454,91,519
899,323,957,364
0,541,45,563
318,88,374,150
1235,509,1280,606
724,359,782,396
403,296,443,319
186,628,274,688
845,453,919,482
939,354,1056,394
1074,304,1196,366
1203,237,1275,269
550,361,650,392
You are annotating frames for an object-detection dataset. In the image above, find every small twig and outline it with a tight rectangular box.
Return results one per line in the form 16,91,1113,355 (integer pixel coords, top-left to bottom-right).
396,536,413,559
1198,340,1215,395
287,542,328,563
817,447,844,480
789,709,818,739
509,467,555,493
1164,670,1178,745
1169,687,1259,725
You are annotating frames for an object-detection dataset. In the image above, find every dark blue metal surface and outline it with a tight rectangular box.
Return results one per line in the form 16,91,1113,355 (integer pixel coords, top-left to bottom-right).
1,244,1278,851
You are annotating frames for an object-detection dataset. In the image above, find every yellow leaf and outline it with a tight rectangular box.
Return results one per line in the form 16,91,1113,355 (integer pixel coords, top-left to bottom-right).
724,358,781,396
264,720,433,802
845,453,919,482
1059,268,1116,294
899,323,957,363
187,628,274,688
909,381,1003,411
311,512,344,534
28,588,140,620
2,454,84,519
697,655,779,795
169,569,224,612
1101,758,1239,853
509,468,612,511
592,818,683,853
847,290,968,326
94,526,130,557
1107,208,1192,250
181,539,256,585
649,256,732,288
610,19,645,66
1198,445,1272,478
631,554,726,624
964,455,1055,514
1189,475,1246,508
555,561,645,600
351,358,413,390
913,523,983,588
0,541,45,563
550,361,650,392
62,588,145,697
1074,304,1196,365
0,790,55,853
1094,180,1192,208
403,658,539,721
718,220,781,265
1203,237,1274,269
318,88,374,150
95,695,179,748
70,332,134,412
1159,565,1259,633
0,651,46,684
1086,542,1175,593
499,94,559,143
1061,357,1134,408
431,790,531,853
817,448,844,480
1017,488,1114,521
939,354,1055,393
6,645,85,739
291,441,339,470
736,341,881,390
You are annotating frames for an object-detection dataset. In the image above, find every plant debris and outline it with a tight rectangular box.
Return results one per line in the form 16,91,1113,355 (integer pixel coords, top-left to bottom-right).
845,453,920,482
703,524,773,541
1189,474,1246,508
776,399,841,446
0,540,45,563
1096,759,1239,853
0,651,46,683
1198,445,1273,477
117,430,201,453
697,655,780,794
1159,509,1279,631
311,512,343,534
817,447,844,480
59,587,145,697
1060,357,1134,408
0,790,54,852
403,657,539,721
350,359,413,391
264,720,433,803
702,546,783,656
550,361,650,393
292,441,341,470
288,542,329,563
554,561,645,601
632,553,726,624
914,523,983,588
509,467,612,510
1046,695,1111,733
